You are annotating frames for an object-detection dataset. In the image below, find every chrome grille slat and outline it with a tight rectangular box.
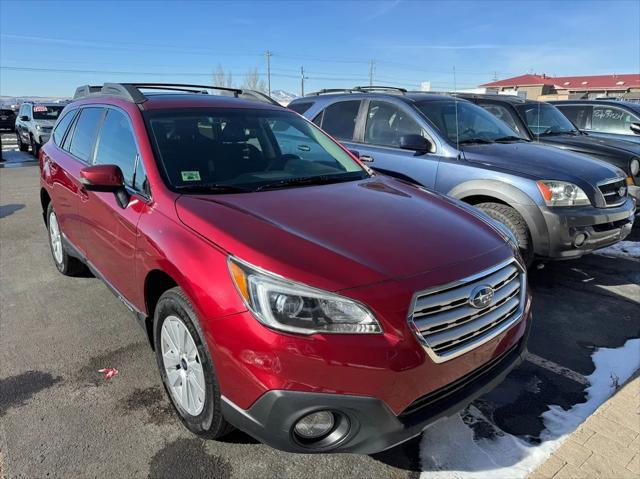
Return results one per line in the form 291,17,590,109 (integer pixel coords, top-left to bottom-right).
413,264,518,316
414,280,520,333
409,258,525,363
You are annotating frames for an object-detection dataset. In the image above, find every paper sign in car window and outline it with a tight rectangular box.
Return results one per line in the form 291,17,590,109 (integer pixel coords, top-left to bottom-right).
181,171,201,181
33,106,49,112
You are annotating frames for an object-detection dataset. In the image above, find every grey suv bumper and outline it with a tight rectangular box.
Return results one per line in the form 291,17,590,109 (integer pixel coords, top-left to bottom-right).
220,333,528,455
536,197,635,259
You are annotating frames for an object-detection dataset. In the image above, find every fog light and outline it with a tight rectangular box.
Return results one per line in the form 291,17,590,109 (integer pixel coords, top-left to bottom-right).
294,411,335,439
574,233,587,247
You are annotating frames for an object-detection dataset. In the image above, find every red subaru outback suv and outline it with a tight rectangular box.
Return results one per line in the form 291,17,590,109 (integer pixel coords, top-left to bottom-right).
39,83,531,454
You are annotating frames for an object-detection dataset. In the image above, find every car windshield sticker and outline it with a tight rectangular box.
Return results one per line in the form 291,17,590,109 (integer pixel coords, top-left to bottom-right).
33,106,49,112
181,171,201,181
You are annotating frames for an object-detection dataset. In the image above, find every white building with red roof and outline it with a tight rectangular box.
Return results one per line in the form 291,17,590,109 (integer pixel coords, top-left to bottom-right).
480,73,640,100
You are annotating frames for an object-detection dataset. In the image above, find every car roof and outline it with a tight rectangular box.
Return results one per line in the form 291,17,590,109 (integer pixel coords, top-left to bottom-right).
292,91,470,105
140,93,284,111
454,93,537,106
550,99,640,112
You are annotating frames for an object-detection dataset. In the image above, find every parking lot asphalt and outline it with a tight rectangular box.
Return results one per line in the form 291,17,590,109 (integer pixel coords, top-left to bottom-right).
0,155,639,478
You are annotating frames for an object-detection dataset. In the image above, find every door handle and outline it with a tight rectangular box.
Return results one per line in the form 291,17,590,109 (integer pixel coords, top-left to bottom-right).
360,155,374,163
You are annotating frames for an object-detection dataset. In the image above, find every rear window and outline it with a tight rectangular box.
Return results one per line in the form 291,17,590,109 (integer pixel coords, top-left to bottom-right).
68,108,104,162
33,105,64,121
316,100,361,141
288,102,314,115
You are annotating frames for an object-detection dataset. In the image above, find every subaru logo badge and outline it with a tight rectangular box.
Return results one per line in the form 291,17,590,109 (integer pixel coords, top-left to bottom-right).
469,285,494,309
618,186,627,197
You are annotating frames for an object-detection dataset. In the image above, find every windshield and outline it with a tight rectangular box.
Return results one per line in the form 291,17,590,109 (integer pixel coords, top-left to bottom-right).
415,100,519,145
32,105,64,121
144,108,369,192
516,103,578,136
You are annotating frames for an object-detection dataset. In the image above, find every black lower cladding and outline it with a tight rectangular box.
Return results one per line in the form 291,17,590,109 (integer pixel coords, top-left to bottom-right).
221,327,529,455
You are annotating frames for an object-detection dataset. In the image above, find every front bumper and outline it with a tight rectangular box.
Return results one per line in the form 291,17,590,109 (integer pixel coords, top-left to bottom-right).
221,325,529,455
540,197,635,259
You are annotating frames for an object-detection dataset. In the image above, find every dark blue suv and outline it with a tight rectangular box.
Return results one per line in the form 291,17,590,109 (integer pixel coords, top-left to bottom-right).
289,87,635,264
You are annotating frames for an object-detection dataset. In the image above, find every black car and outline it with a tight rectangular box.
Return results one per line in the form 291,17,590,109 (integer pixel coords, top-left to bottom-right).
0,108,16,131
458,94,640,200
550,99,640,145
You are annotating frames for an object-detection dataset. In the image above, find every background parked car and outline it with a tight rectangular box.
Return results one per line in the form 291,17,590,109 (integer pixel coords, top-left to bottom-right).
290,88,636,264
15,102,65,155
457,94,640,199
0,107,17,131
550,99,640,144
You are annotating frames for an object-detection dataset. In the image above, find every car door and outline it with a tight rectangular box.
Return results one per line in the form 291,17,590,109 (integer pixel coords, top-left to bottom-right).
81,106,149,303
46,107,103,257
349,100,440,189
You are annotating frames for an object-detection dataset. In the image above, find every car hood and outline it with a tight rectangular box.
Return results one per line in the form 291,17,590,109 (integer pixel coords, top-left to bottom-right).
175,177,509,291
461,142,625,186
539,134,639,170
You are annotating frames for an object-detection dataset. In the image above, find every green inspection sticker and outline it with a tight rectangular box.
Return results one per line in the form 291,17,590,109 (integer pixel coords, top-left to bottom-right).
181,171,201,181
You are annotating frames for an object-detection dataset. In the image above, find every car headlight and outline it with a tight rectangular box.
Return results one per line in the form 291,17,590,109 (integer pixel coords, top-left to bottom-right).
630,158,639,177
228,257,382,335
536,180,591,207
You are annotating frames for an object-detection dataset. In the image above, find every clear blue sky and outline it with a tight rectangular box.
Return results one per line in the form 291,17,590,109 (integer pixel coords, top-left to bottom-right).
1,0,639,97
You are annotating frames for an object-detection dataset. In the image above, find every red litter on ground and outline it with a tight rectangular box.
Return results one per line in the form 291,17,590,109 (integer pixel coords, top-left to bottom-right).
98,368,119,379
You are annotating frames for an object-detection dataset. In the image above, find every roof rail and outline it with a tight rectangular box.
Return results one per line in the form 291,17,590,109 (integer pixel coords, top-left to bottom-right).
306,85,407,97
72,83,244,104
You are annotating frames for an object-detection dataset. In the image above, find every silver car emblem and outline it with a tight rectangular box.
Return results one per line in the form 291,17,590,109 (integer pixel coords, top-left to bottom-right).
469,285,494,309
618,186,627,197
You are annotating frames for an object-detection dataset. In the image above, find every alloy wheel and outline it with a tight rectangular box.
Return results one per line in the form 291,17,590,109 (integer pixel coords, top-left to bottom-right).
48,211,63,264
161,315,206,416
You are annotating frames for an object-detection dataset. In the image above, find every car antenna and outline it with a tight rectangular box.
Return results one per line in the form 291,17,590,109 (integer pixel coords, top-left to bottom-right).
453,66,460,154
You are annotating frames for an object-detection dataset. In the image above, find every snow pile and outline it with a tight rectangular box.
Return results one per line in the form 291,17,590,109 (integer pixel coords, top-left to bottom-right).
595,240,640,259
420,338,640,479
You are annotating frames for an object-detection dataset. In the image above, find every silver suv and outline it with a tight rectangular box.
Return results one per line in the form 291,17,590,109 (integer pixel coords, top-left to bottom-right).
15,102,65,156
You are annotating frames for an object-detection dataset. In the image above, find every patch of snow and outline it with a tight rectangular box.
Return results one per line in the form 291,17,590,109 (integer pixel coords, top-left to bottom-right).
595,240,640,260
420,338,640,478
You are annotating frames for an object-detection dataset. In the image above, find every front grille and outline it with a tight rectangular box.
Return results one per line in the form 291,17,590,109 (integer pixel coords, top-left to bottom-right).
409,259,525,363
598,178,627,207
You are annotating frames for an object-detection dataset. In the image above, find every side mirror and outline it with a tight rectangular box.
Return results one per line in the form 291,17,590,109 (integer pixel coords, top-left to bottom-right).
19,115,29,121
349,149,360,158
80,165,129,208
399,134,432,153
630,123,640,135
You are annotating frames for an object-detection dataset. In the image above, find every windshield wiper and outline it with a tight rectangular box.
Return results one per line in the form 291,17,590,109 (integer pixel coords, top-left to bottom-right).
539,129,577,137
494,135,527,143
254,173,364,192
458,138,494,145
174,183,251,194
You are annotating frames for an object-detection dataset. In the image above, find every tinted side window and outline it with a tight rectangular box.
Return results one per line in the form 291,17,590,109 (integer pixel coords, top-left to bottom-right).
364,101,422,147
481,104,522,134
592,106,639,134
52,110,76,146
94,109,138,187
319,100,360,140
556,105,591,129
288,102,314,115
69,108,104,162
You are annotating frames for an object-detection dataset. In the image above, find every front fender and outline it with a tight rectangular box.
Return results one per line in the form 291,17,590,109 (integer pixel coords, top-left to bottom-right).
448,180,550,257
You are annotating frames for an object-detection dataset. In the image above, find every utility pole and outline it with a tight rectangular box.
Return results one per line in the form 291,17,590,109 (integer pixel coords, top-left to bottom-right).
369,60,375,86
265,50,272,95
300,66,307,96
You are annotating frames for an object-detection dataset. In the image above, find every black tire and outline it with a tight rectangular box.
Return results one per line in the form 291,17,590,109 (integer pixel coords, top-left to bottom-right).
17,132,29,152
46,203,86,276
154,287,234,439
30,135,40,157
476,202,534,266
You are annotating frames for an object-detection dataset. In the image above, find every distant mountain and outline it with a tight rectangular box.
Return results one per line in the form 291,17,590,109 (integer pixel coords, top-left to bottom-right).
270,90,298,106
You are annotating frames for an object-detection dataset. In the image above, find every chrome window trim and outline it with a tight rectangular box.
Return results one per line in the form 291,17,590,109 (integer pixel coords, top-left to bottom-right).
407,257,526,364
